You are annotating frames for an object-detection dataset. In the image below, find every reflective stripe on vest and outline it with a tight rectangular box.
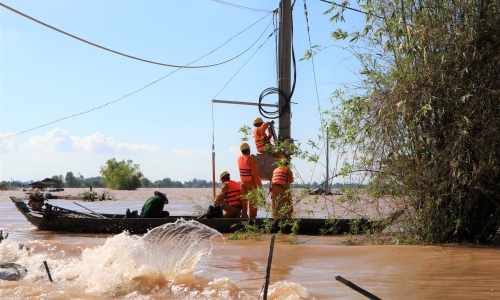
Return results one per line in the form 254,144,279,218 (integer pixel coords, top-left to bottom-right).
271,166,289,185
253,127,271,152
238,155,253,182
223,180,241,206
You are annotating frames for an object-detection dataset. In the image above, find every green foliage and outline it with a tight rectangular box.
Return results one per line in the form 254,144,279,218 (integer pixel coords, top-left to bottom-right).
238,125,252,142
189,196,213,216
99,158,143,190
152,177,184,188
319,0,500,243
141,177,152,188
65,171,81,188
82,176,104,188
183,178,213,188
78,191,98,201
51,175,64,187
229,220,266,240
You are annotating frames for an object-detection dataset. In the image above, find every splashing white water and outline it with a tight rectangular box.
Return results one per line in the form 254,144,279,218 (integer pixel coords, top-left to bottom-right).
0,219,314,299
77,219,223,295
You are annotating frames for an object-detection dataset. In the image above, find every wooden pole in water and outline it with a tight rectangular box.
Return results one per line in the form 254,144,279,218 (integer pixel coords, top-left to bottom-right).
43,260,53,282
212,140,216,199
263,234,276,300
335,275,381,300
326,129,329,193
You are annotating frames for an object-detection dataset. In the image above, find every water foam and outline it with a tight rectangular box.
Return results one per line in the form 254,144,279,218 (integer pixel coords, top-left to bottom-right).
78,219,223,295
1,219,314,299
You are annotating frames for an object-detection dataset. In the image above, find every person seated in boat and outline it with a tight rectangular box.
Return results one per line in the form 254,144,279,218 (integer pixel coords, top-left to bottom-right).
28,193,45,211
140,191,169,218
253,117,282,158
270,158,294,219
213,171,242,218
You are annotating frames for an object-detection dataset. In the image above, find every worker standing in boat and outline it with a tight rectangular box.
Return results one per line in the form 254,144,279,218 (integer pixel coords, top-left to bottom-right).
238,142,263,219
213,171,242,218
253,117,282,158
140,191,169,218
270,158,294,219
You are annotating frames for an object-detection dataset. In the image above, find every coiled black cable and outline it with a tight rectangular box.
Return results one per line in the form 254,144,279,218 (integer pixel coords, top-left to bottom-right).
258,5,297,120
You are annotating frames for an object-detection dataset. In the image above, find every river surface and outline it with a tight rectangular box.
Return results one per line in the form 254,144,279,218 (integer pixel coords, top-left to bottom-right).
1,188,499,299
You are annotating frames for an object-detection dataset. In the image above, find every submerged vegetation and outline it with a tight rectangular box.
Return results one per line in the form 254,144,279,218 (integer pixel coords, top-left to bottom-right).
307,0,500,244
232,0,500,245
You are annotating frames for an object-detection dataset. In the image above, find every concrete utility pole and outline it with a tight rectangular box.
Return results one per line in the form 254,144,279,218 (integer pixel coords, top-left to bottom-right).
326,129,329,192
278,0,292,143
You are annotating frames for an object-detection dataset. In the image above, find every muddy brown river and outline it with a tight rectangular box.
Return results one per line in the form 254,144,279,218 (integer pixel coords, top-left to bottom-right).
1,188,499,299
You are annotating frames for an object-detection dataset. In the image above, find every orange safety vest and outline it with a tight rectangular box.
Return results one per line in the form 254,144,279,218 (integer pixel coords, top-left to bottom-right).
254,127,271,152
271,166,289,185
238,155,253,182
223,180,242,206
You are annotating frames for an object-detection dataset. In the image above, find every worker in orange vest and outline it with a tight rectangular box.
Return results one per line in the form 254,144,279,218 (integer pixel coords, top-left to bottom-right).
253,117,282,158
270,158,294,219
238,142,263,219
213,171,242,218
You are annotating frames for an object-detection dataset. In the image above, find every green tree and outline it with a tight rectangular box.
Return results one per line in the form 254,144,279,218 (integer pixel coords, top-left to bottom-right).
83,176,104,188
65,171,80,188
141,177,152,188
316,0,500,243
153,177,183,188
51,175,64,187
99,158,143,190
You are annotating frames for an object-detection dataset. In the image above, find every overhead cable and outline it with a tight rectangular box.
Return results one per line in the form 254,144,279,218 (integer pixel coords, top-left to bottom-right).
0,13,276,141
0,2,273,68
319,0,384,19
303,0,322,124
212,21,276,100
212,0,274,13
211,22,276,174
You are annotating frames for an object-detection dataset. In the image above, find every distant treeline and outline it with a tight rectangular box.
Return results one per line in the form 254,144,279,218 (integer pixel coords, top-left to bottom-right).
1,174,356,190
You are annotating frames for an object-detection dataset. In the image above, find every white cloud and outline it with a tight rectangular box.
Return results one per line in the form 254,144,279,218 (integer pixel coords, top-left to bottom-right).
0,132,19,152
114,142,161,154
27,129,161,154
28,129,73,151
72,132,115,153
229,145,240,156
172,148,195,157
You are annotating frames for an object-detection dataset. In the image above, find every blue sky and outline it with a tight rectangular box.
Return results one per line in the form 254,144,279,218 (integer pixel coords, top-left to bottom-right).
0,0,365,184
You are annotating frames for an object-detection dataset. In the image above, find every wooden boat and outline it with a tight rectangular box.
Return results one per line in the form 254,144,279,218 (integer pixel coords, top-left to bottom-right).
10,196,396,235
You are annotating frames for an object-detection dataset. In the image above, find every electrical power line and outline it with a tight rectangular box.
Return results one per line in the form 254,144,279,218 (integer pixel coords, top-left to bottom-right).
210,21,276,179
212,32,275,101
319,0,384,19
0,12,276,141
303,0,321,113
0,2,272,68
212,0,274,13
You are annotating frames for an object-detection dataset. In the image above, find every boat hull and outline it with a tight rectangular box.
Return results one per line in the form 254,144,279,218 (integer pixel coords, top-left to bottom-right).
10,196,371,235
